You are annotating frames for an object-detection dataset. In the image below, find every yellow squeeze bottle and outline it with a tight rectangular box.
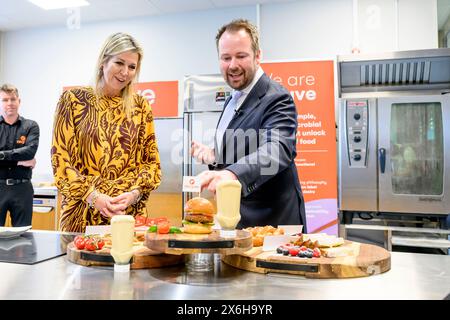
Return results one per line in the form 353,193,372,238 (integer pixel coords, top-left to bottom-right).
110,215,135,272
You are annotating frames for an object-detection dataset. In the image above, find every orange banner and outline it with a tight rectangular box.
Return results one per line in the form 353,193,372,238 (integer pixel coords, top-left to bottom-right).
262,60,337,234
63,81,179,118
134,81,178,118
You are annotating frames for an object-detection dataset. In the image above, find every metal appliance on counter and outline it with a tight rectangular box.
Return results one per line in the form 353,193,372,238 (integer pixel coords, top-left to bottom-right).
32,185,59,230
182,74,232,205
337,48,450,251
0,231,74,264
146,118,184,223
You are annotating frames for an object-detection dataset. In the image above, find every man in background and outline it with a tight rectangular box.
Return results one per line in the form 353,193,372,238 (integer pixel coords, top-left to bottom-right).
0,84,39,227
191,19,307,231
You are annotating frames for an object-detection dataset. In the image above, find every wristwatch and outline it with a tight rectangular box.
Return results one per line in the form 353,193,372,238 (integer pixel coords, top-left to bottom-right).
0,152,5,160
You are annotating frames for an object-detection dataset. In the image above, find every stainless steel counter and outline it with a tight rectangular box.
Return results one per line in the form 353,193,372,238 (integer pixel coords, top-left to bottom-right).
0,231,449,300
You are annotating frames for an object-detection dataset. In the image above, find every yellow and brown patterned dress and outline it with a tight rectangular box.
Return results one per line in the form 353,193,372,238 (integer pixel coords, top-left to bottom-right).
51,87,161,232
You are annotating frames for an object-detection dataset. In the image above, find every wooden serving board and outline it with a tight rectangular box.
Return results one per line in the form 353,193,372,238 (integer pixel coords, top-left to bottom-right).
145,230,253,255
66,242,184,269
222,241,391,279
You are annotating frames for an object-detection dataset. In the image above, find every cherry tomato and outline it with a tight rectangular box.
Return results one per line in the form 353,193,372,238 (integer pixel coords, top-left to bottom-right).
84,238,98,251
74,235,86,250
97,239,105,250
157,221,170,234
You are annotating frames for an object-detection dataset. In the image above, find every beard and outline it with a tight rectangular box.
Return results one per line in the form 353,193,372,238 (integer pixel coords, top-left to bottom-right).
225,67,256,90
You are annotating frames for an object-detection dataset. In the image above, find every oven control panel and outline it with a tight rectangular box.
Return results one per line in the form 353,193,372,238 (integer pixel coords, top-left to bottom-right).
33,197,56,207
346,100,368,167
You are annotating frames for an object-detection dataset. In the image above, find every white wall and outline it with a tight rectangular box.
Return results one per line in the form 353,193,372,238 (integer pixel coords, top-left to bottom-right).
260,0,354,60
356,0,397,53
0,7,257,183
398,0,438,50
0,0,438,184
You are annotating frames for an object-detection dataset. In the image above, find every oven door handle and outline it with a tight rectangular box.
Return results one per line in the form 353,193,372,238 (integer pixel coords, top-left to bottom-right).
379,148,386,173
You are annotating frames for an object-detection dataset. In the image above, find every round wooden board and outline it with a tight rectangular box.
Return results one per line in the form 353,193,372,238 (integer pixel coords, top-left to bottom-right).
222,241,391,279
66,242,184,269
145,229,253,255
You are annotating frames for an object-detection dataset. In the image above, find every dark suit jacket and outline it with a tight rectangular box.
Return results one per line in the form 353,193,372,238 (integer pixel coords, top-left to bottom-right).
212,73,307,232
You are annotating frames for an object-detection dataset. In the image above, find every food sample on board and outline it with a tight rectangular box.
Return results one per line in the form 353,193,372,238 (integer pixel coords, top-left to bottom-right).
182,197,216,234
73,234,106,251
293,233,344,249
275,244,321,258
244,225,285,247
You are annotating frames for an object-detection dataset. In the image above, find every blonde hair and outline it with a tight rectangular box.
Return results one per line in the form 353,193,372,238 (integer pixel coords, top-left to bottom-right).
216,19,260,55
0,83,19,97
94,32,143,118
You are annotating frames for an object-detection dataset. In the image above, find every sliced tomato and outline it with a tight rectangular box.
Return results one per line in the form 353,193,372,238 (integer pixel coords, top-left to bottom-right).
135,215,147,227
147,217,169,226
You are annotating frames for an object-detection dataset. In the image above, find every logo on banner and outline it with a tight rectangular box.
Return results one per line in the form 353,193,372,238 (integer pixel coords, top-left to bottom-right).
182,176,201,193
137,88,156,105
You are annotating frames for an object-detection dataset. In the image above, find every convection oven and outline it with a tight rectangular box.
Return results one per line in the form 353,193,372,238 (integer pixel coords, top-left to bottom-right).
338,49,450,221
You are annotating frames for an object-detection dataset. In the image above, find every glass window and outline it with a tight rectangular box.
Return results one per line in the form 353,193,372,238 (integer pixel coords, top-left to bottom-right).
390,102,443,195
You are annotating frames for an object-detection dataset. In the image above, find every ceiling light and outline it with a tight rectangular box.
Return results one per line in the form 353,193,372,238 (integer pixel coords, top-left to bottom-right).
28,0,90,10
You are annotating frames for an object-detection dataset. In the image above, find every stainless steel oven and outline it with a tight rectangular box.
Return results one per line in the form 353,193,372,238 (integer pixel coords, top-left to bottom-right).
338,49,450,217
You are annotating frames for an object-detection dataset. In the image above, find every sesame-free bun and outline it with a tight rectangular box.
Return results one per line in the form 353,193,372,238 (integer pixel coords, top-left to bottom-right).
184,197,215,216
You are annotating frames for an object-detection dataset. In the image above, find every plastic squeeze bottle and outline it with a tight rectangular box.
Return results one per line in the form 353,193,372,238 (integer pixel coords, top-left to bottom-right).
216,180,242,237
110,215,135,272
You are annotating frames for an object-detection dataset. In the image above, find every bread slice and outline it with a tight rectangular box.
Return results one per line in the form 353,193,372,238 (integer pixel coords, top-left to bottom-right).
302,233,344,248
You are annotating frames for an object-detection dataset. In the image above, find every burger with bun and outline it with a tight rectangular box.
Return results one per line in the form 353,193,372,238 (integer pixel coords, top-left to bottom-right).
183,197,215,234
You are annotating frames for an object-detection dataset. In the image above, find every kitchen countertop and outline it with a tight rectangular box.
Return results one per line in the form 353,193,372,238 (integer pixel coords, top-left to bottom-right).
0,230,449,300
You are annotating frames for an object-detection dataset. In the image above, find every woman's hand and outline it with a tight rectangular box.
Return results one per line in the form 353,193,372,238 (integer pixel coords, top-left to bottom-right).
110,192,134,207
87,189,141,218
94,194,127,217
110,190,141,210
87,191,126,217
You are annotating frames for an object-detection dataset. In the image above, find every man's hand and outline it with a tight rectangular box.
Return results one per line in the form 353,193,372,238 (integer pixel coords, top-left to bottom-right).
17,158,36,169
191,141,215,165
197,170,237,194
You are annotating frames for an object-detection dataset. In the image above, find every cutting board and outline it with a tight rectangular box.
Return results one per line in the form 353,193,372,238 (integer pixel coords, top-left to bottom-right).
145,230,253,255
66,242,184,269
221,241,391,279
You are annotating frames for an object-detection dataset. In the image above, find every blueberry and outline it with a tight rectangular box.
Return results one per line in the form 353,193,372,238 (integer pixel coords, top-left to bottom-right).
276,247,283,254
282,248,289,256
305,252,313,258
297,251,306,258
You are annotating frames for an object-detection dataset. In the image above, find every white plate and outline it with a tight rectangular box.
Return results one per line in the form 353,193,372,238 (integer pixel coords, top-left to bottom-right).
0,226,32,239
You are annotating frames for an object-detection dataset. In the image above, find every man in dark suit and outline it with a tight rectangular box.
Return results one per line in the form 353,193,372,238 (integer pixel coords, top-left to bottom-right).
191,19,307,231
